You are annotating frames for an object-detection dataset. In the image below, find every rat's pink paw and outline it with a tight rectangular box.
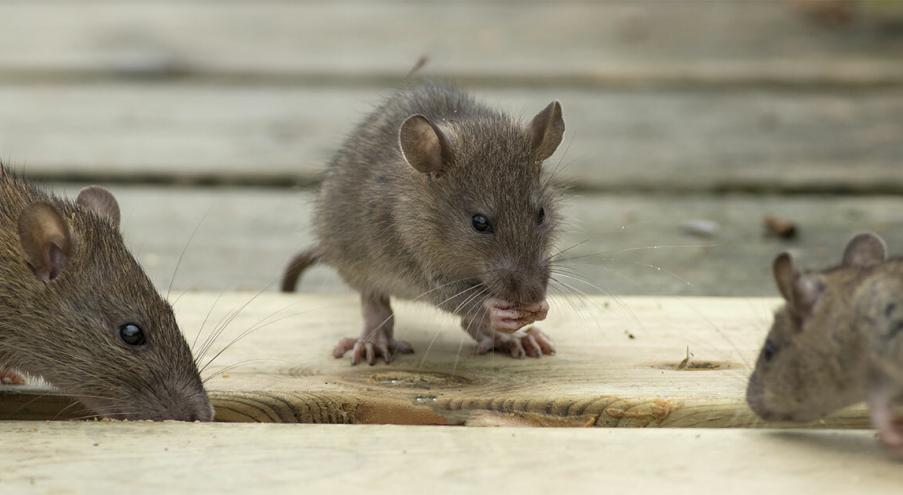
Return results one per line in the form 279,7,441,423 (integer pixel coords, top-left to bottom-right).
483,298,549,334
333,336,414,366
476,327,556,359
0,368,26,385
876,418,903,458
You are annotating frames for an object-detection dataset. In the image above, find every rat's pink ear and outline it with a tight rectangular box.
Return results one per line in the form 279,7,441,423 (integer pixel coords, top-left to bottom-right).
528,101,565,162
772,252,797,302
842,232,886,268
17,202,73,282
77,186,121,229
399,114,449,175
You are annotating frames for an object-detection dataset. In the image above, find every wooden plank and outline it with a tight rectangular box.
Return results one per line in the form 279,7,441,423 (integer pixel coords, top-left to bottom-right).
4,85,903,193
0,1,901,87
0,293,873,427
0,422,900,495
45,185,903,297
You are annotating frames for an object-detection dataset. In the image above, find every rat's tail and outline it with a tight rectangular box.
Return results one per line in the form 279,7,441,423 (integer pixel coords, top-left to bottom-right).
280,246,322,293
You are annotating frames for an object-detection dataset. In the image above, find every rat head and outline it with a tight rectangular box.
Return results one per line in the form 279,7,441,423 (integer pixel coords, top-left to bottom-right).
397,100,564,306
11,186,212,421
746,233,886,422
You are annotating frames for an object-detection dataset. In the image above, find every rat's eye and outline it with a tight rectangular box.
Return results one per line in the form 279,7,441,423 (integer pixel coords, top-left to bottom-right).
537,207,545,225
472,214,493,233
119,323,146,346
762,339,778,362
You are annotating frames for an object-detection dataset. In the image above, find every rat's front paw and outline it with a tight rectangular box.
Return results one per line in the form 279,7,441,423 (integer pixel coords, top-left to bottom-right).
476,327,556,359
483,298,550,334
876,418,903,459
0,368,26,385
333,336,414,366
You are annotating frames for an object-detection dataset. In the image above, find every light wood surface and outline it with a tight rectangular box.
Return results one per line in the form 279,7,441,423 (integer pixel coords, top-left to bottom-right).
3,86,902,193
0,422,899,495
1,1,901,87
37,185,903,297
0,293,872,427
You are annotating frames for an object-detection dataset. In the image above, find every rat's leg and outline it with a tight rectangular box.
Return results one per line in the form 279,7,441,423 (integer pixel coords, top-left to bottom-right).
868,384,903,457
460,299,555,359
332,293,414,366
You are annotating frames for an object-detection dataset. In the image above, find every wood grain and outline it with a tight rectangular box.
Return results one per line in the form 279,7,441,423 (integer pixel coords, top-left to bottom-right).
4,85,902,193
0,1,901,87
0,293,873,427
0,422,900,494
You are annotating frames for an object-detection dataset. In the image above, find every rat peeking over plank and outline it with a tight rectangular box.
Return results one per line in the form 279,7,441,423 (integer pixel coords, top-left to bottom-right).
0,165,213,421
747,232,903,458
281,82,565,365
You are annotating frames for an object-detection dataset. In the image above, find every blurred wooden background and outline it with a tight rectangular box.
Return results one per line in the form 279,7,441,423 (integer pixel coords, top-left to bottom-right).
1,0,902,296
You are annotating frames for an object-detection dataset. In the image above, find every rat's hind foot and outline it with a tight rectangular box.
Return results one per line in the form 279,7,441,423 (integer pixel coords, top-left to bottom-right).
333,336,414,366
476,327,556,359
0,368,26,385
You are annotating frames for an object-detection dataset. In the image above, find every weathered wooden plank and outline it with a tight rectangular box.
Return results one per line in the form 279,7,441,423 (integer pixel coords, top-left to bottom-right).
0,1,901,87
0,293,872,427
0,422,899,495
50,185,903,297
3,85,902,192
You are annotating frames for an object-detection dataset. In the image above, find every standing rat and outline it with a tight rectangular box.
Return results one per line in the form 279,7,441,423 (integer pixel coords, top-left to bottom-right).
281,82,564,365
0,166,213,421
747,232,903,457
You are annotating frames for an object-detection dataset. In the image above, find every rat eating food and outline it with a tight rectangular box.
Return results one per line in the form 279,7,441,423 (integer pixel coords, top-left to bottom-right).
0,166,213,421
281,82,565,365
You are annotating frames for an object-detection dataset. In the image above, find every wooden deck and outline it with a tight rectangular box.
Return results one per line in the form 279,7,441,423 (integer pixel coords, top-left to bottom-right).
2,0,903,492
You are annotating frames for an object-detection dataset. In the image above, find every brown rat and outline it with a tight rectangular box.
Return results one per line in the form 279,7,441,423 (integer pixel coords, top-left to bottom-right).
282,82,564,365
747,232,903,457
0,166,212,421
745,233,886,423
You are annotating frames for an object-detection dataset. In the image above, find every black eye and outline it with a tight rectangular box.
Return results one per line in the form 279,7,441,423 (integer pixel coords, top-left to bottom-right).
762,339,778,362
119,323,146,346
472,214,493,233
537,207,545,225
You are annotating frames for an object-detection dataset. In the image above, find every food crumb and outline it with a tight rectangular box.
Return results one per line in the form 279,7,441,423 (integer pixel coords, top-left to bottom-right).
624,330,635,340
764,215,798,240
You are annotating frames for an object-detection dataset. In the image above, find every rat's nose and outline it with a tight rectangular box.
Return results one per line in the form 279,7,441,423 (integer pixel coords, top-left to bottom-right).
496,270,546,305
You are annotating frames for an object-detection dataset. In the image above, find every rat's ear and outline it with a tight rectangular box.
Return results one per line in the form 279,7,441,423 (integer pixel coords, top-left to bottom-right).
528,101,565,162
399,114,450,175
774,252,825,317
77,186,121,229
772,252,797,302
842,232,886,268
17,202,73,282
790,274,825,318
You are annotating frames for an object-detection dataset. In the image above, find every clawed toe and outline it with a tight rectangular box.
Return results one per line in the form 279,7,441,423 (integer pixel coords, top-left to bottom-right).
333,336,414,366
478,327,556,359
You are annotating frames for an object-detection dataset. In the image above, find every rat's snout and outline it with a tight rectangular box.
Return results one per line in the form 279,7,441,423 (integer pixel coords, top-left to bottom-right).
489,266,548,306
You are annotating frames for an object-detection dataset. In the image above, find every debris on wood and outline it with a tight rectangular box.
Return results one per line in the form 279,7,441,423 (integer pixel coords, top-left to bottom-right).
624,330,636,340
681,219,719,238
676,346,693,370
764,215,798,240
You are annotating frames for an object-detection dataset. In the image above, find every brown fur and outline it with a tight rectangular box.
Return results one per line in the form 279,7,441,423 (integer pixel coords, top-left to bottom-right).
0,170,212,420
746,234,887,421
